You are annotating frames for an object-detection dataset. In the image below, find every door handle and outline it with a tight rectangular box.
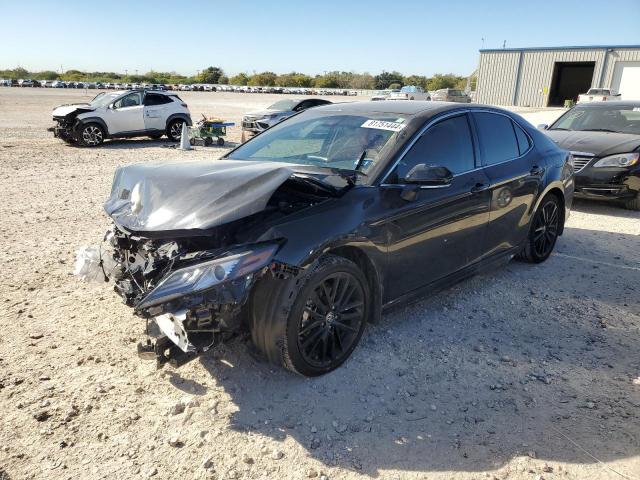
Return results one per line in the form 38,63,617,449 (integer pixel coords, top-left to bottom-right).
470,183,490,193
530,166,545,176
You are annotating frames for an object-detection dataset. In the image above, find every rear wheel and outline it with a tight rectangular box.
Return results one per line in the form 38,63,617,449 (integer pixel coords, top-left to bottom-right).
166,119,186,142
78,123,104,147
250,255,369,376
625,192,640,211
217,137,225,146
518,195,562,263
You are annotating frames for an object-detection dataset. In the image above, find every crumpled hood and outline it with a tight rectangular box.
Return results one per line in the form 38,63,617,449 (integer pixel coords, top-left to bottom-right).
545,130,640,156
52,103,95,118
104,159,295,233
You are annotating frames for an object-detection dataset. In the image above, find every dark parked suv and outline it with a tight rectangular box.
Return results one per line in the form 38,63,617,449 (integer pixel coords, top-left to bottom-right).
96,101,573,376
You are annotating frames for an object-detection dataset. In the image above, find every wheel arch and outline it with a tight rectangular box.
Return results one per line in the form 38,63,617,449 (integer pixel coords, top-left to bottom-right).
76,116,109,136
165,113,192,129
324,245,383,324
533,183,566,235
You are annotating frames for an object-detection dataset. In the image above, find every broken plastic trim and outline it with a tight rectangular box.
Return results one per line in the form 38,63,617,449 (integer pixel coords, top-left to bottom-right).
135,243,279,311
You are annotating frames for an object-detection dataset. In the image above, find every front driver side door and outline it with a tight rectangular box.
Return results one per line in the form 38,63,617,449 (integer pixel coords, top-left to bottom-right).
106,92,145,134
381,113,492,301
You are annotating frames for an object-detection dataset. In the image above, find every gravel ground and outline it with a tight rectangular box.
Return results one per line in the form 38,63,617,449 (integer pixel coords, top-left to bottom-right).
0,88,639,480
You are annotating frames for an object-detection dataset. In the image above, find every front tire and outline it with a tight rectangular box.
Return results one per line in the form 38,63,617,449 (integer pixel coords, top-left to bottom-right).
625,192,640,211
518,194,562,263
250,255,369,376
166,119,186,142
78,123,105,147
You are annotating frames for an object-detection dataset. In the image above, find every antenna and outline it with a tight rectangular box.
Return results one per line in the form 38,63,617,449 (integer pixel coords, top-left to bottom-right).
481,37,485,49
503,40,506,49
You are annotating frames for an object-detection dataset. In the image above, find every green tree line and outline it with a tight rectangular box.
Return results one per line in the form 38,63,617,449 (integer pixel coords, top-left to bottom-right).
0,66,474,91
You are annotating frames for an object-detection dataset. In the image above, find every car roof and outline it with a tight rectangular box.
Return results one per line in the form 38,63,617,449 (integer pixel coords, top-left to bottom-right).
312,100,476,116
573,100,640,108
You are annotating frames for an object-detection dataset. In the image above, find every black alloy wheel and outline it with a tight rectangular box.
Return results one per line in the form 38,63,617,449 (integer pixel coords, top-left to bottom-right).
519,195,562,263
297,271,365,370
532,199,560,258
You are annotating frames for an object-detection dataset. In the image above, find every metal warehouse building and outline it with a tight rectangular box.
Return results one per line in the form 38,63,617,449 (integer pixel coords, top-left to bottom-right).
476,45,640,107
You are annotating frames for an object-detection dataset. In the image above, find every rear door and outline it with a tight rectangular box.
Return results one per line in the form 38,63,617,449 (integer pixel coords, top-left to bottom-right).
144,93,173,131
106,92,144,134
471,111,542,258
381,113,492,300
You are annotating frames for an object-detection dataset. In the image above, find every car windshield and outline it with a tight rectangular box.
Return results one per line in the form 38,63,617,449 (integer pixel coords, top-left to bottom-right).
227,112,408,172
268,99,298,111
550,106,640,135
400,86,418,93
90,92,121,108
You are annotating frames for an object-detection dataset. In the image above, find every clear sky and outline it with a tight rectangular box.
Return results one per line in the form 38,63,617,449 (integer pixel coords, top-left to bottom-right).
2,0,639,76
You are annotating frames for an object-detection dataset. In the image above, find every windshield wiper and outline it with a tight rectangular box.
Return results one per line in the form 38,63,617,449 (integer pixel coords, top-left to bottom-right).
548,127,571,131
578,128,617,133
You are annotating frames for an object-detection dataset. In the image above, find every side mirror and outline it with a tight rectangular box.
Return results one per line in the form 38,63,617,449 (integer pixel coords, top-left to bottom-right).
537,124,548,130
402,164,453,186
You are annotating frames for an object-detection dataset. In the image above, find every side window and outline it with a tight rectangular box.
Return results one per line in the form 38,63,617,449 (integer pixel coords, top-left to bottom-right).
512,121,531,155
114,92,141,109
473,112,520,165
393,114,475,182
144,93,171,106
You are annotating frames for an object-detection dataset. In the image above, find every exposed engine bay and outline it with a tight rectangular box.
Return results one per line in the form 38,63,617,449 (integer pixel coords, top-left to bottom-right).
77,159,348,367
48,104,95,143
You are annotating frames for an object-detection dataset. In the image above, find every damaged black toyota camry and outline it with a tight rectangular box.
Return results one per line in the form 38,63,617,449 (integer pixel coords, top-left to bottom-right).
89,101,573,376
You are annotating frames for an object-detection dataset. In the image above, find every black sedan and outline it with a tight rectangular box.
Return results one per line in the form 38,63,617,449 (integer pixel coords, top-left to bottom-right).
99,101,573,376
540,101,640,210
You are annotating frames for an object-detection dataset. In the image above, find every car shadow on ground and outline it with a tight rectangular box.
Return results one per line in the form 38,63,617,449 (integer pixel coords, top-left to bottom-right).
194,226,640,476
571,198,637,218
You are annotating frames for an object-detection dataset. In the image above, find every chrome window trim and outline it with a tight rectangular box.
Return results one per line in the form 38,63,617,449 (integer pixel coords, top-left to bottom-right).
379,108,535,187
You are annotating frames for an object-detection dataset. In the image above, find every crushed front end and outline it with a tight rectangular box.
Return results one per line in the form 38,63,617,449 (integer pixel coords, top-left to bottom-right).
79,159,336,367
48,104,95,143
105,227,280,367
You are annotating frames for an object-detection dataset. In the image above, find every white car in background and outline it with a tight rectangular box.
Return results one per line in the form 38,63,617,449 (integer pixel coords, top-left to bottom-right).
389,85,431,100
577,88,621,103
49,89,192,147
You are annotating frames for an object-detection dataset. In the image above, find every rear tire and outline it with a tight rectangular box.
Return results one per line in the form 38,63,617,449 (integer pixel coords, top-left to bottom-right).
517,194,562,263
78,123,105,147
217,137,225,146
625,192,640,211
166,119,186,142
249,255,369,376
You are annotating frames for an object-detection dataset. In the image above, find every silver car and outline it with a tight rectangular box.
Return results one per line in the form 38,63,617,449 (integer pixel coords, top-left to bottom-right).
432,88,471,103
241,98,331,141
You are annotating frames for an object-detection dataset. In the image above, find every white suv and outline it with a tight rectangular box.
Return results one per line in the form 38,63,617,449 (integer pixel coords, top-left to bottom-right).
50,89,192,147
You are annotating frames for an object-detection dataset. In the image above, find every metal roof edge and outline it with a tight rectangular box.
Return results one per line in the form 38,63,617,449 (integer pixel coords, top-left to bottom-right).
479,45,640,53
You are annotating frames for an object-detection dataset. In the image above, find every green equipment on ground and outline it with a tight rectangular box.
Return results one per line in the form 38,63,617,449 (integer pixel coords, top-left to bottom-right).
188,114,235,146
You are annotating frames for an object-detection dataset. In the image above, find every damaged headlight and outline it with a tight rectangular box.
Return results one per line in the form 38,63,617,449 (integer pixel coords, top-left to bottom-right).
136,243,279,310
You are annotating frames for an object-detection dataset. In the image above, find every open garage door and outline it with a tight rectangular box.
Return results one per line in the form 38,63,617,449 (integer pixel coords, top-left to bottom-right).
548,62,595,107
612,62,640,100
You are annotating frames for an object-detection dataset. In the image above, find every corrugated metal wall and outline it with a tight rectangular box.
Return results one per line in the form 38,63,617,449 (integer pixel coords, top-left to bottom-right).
476,51,520,106
476,47,640,108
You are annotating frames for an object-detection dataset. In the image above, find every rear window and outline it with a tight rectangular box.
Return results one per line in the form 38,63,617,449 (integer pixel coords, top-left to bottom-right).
513,121,531,155
473,112,520,165
144,93,172,106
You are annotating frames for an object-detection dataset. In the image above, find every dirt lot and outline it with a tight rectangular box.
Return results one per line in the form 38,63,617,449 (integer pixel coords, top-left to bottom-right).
0,88,639,480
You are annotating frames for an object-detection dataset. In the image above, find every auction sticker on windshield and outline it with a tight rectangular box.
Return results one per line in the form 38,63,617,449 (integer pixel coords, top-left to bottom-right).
361,119,405,132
